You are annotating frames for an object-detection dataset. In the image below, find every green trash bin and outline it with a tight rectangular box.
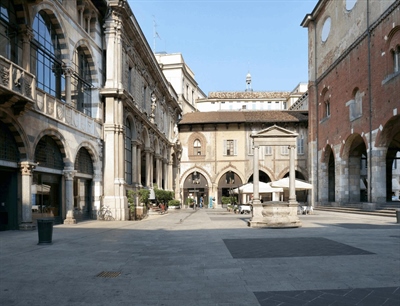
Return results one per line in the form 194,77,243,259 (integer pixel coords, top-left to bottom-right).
37,218,54,245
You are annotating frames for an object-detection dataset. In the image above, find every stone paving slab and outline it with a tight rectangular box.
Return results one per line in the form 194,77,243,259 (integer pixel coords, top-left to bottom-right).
0,209,399,305
223,237,375,258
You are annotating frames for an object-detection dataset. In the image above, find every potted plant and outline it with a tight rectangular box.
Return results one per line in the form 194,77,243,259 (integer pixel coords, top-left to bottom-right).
168,199,181,209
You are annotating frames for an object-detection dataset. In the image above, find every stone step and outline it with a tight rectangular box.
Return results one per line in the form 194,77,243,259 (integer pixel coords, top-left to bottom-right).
315,206,396,217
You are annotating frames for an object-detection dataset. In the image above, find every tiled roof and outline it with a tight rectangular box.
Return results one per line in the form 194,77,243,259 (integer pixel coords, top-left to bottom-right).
179,111,308,125
207,91,290,99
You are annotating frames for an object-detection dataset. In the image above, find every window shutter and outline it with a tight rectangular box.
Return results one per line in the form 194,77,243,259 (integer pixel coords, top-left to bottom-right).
223,140,227,155
234,140,237,155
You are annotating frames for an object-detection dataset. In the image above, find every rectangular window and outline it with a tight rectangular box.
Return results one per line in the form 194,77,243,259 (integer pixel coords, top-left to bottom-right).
297,136,304,155
128,66,132,93
248,138,254,155
224,139,237,156
281,145,289,155
265,146,272,155
143,85,147,109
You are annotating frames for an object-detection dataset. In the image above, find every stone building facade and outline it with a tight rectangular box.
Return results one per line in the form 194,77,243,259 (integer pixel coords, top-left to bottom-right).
102,1,181,220
154,52,206,114
0,0,181,230
301,0,400,207
178,110,309,207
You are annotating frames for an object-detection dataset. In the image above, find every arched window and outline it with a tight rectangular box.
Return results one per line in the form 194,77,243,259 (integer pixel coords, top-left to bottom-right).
125,120,132,184
32,11,65,100
321,89,330,119
0,0,20,64
325,99,330,117
193,139,201,155
34,136,64,170
393,45,400,73
75,147,93,175
72,47,92,116
0,121,19,162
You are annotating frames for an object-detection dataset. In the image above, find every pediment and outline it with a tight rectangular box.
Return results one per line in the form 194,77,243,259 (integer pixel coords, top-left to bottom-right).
251,125,298,138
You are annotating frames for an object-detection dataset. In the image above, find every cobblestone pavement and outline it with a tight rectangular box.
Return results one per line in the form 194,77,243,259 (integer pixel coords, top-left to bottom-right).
0,209,399,305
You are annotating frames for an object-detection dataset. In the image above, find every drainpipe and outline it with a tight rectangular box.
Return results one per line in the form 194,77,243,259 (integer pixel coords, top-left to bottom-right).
314,19,319,206
310,17,319,207
367,0,373,202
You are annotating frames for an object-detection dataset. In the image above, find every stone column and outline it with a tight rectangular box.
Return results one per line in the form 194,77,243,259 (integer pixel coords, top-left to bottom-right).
157,156,162,187
20,25,33,72
168,161,173,191
137,147,142,186
78,5,84,27
163,159,168,190
145,149,151,187
19,161,36,230
131,141,138,185
250,144,263,222
63,65,73,105
93,169,102,217
63,169,77,224
289,144,297,204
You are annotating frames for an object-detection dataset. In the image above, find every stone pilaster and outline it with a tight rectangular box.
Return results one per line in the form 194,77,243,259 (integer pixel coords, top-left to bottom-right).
370,147,387,203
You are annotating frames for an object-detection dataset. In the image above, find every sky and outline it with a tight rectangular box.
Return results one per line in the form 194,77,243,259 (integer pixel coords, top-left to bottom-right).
127,0,317,94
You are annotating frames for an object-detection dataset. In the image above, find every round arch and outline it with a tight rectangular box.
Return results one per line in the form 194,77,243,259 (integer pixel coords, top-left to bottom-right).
0,110,30,160
247,170,272,183
321,145,336,202
341,133,368,202
375,115,400,201
29,3,70,62
141,126,150,148
181,168,212,208
33,128,69,165
187,132,207,156
72,39,99,84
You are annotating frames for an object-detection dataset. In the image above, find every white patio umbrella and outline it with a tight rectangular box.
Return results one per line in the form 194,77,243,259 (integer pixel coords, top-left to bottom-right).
392,178,400,191
232,182,283,194
270,178,313,190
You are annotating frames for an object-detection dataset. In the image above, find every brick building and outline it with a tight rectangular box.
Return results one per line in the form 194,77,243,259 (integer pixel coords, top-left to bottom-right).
301,0,400,207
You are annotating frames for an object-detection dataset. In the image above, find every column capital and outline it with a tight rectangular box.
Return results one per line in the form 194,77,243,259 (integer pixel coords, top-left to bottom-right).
64,169,77,181
62,64,74,77
19,161,36,176
19,24,33,42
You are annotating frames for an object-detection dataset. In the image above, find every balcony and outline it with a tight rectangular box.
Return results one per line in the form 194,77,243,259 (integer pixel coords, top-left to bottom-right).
0,56,35,116
35,89,102,139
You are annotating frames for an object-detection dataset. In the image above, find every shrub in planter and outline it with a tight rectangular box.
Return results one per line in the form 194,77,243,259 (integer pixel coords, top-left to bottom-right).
168,200,181,209
168,200,181,207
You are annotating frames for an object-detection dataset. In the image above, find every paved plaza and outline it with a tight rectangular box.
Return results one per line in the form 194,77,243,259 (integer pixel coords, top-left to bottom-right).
0,209,399,306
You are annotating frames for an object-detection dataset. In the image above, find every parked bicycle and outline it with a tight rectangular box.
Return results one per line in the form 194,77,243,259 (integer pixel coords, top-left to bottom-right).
97,206,114,221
